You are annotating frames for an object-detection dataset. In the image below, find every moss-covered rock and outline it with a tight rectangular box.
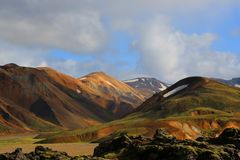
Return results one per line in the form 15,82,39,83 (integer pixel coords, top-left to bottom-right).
1,128,240,160
208,128,240,149
0,146,109,160
93,128,240,160
0,148,28,160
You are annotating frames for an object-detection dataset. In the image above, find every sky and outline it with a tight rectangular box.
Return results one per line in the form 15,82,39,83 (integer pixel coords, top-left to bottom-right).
0,0,240,83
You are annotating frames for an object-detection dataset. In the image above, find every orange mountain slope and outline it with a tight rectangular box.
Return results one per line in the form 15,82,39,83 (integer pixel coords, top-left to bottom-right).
77,72,145,117
0,63,146,133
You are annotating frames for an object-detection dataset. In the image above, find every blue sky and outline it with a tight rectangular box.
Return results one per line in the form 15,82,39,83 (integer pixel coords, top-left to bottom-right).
0,0,240,82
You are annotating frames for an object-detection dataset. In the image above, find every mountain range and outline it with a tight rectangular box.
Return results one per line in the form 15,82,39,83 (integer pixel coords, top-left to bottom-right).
1,63,240,144
37,77,240,143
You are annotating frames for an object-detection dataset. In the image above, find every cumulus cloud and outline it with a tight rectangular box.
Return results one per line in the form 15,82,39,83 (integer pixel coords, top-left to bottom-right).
0,41,85,76
0,0,107,53
0,41,47,66
134,17,240,82
0,0,238,52
0,0,240,82
0,41,131,79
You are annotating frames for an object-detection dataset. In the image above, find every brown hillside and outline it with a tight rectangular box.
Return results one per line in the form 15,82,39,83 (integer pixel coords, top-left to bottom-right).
78,72,145,117
0,64,145,133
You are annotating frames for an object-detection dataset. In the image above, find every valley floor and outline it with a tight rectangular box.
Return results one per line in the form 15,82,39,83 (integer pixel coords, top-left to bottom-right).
0,134,97,156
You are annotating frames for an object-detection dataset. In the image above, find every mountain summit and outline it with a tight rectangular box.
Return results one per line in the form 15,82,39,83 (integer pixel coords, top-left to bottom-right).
124,77,167,97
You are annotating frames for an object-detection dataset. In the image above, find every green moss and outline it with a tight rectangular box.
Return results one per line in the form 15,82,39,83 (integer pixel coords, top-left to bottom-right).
0,123,9,132
104,152,118,158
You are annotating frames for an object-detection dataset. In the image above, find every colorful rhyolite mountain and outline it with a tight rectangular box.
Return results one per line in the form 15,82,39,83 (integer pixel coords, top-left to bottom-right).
0,63,145,134
124,77,167,97
40,76,240,143
1,63,240,144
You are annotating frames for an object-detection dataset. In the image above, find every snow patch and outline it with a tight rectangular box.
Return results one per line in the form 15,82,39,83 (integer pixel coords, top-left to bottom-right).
79,77,87,81
163,84,188,98
150,82,153,87
105,80,115,88
234,84,240,88
76,89,81,94
159,83,167,91
124,79,139,83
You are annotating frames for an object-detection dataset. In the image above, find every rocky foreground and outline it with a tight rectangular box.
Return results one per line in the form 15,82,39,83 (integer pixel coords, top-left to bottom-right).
1,128,240,160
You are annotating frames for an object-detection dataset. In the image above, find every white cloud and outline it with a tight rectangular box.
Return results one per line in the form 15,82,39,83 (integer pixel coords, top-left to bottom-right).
0,41,48,66
0,0,238,52
0,41,129,79
0,1,107,53
0,41,83,76
134,17,240,82
0,0,240,82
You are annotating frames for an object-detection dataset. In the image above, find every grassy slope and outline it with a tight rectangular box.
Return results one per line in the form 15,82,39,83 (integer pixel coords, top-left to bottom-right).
37,77,240,143
158,81,240,116
38,111,240,143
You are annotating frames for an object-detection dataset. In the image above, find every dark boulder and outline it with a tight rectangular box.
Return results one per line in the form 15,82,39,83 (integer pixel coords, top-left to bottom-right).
93,128,240,160
209,128,240,148
0,148,28,160
94,133,132,157
152,128,176,144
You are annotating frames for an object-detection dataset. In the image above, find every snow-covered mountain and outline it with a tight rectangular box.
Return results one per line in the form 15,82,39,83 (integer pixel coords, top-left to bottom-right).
215,78,240,88
124,77,168,97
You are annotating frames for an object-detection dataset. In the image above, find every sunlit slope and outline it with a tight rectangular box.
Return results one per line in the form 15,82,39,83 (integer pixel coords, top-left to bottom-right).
137,77,240,115
40,68,145,117
77,72,145,117
0,64,105,132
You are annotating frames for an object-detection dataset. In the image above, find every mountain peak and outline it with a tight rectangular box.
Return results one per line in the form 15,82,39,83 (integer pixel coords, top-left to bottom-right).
169,76,210,89
124,77,168,97
86,71,108,77
1,63,20,69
